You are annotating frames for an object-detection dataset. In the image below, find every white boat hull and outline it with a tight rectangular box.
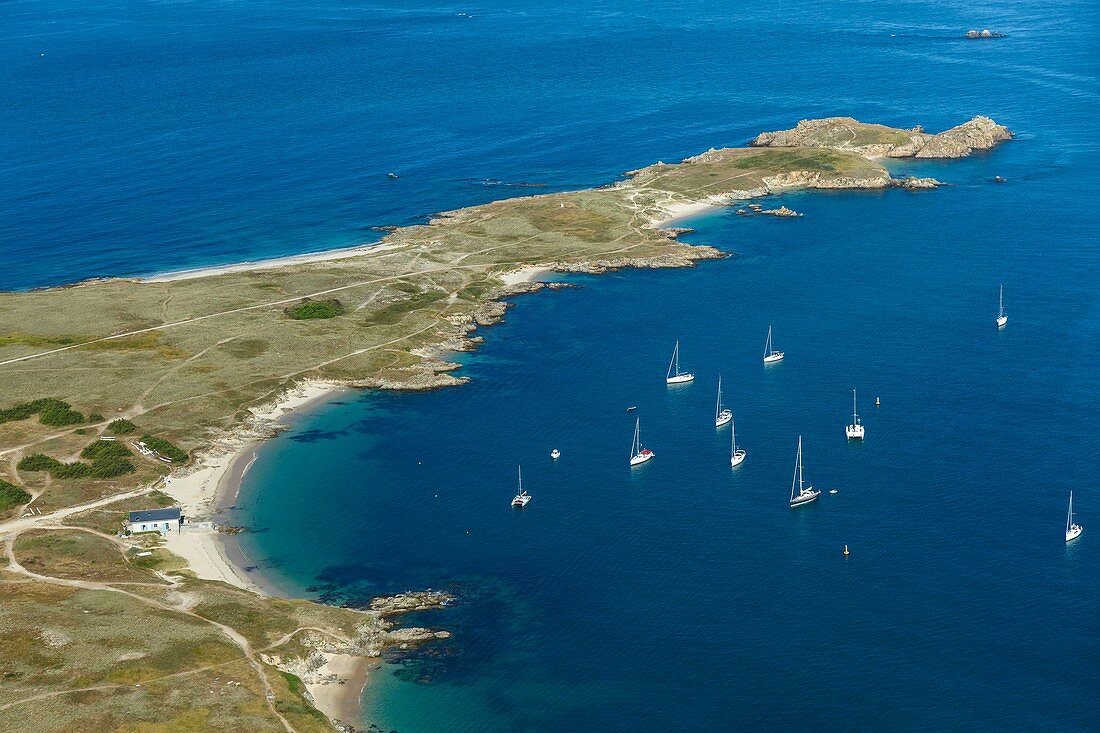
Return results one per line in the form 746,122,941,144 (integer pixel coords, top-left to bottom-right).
630,450,655,467
845,424,865,440
550,449,560,459
790,488,820,507
1066,524,1083,542
730,449,746,468
512,495,530,507
763,352,784,364
997,315,1008,328
666,373,694,385
715,410,732,428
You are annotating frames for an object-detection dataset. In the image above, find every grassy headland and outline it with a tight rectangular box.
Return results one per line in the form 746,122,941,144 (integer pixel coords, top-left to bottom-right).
0,117,1009,731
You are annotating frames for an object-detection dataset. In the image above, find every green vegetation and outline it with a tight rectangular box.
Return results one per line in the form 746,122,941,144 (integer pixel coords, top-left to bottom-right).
81,439,133,460
17,453,62,472
19,449,135,480
284,298,344,319
0,397,84,427
0,479,32,513
106,418,137,434
88,412,105,423
140,434,189,463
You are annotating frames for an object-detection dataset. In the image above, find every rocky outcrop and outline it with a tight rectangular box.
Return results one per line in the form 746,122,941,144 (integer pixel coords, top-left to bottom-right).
898,177,941,190
369,589,453,616
965,29,1006,38
751,116,1011,159
761,206,803,217
762,171,892,190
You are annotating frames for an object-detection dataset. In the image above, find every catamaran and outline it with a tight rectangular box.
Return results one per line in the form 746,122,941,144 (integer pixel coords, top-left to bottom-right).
666,341,694,384
729,413,746,467
715,375,732,428
845,388,865,440
629,417,655,466
1066,491,1083,543
996,284,1008,328
511,465,531,507
763,326,784,364
789,436,820,507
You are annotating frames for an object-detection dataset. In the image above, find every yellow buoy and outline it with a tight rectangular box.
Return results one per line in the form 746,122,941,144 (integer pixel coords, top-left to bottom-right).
843,544,850,556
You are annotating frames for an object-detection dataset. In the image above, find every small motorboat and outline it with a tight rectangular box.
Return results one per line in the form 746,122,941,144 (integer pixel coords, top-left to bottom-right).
626,405,637,412
550,449,561,460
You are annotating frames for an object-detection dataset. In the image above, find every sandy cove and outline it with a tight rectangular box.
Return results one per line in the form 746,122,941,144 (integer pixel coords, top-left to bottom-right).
160,379,338,593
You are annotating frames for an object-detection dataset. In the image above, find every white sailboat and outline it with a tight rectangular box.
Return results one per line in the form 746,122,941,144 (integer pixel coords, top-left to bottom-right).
666,340,694,384
789,436,820,507
763,326,784,364
511,465,531,507
729,413,746,467
629,417,655,466
845,388,865,440
715,375,732,428
1066,491,1083,543
996,284,1008,328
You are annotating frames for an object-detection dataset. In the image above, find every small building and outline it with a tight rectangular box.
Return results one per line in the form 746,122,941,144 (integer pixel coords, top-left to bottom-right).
128,507,183,535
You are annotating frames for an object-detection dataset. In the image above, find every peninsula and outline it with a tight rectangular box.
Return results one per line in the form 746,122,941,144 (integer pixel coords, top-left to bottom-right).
0,115,1010,732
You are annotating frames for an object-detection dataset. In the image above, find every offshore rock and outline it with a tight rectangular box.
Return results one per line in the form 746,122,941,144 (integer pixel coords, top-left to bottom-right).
761,206,803,217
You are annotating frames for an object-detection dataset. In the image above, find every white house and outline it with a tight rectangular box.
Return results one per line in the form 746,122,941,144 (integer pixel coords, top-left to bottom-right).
128,507,183,535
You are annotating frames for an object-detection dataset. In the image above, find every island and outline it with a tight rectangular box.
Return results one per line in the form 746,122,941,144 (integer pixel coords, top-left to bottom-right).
0,115,1010,732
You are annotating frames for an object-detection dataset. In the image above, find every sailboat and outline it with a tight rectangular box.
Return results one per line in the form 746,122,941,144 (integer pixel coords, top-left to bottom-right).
666,341,694,384
789,436,820,507
1066,491,1083,542
715,375,732,428
629,417,655,466
729,413,746,467
845,388,865,440
511,465,531,507
996,284,1008,328
763,326,784,364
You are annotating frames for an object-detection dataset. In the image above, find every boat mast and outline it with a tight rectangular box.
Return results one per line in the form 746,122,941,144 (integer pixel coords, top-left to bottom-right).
731,414,737,455
518,465,523,493
999,285,1004,317
853,388,858,424
764,326,772,357
1067,491,1074,532
790,436,802,501
668,342,679,379
716,375,722,420
632,418,640,458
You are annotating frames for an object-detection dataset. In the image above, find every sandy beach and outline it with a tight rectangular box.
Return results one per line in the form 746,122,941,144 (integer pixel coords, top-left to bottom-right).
160,379,339,594
142,241,401,283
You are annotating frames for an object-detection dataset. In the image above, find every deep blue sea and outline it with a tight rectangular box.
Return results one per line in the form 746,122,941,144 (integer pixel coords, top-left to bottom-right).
5,0,1099,730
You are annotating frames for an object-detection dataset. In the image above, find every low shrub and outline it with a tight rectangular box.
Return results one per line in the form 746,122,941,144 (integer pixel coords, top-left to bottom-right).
81,440,133,460
88,456,135,479
106,419,137,435
17,453,62,472
285,298,344,320
0,397,85,427
140,434,189,463
0,480,32,512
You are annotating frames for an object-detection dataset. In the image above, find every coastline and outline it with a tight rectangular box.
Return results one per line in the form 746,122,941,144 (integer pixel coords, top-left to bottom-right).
161,379,340,595
140,241,401,283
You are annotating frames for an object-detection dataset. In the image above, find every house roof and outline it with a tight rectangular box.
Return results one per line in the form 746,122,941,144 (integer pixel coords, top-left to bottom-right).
128,507,182,523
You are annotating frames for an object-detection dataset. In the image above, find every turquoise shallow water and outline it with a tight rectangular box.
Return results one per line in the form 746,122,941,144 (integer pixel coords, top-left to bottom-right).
6,0,1098,730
